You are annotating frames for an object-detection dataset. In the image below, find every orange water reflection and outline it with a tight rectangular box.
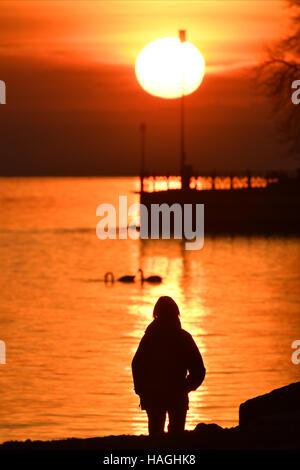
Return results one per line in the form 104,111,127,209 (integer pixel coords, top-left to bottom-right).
0,177,299,441
129,237,300,434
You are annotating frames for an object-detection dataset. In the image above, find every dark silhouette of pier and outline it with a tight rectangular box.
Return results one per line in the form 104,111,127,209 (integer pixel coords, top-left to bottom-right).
139,165,300,235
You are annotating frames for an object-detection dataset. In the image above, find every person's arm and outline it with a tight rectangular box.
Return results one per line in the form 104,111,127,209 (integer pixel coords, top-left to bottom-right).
185,334,206,392
131,335,148,395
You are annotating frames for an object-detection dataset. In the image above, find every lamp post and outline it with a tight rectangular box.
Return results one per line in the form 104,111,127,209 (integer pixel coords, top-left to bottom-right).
179,29,190,190
140,122,146,193
179,30,186,174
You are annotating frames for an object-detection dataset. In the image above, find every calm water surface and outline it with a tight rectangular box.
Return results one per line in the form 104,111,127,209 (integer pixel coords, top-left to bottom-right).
0,177,299,442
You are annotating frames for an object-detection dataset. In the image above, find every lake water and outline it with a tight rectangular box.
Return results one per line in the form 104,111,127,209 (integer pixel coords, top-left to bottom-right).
0,177,299,443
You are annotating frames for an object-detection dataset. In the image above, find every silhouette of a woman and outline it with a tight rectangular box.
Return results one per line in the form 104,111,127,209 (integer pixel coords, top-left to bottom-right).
132,296,206,437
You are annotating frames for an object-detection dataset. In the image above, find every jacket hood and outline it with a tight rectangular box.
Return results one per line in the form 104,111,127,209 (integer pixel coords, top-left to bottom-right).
145,317,181,336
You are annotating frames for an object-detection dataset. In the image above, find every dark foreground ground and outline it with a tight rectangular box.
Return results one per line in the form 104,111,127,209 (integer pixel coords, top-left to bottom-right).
0,382,299,451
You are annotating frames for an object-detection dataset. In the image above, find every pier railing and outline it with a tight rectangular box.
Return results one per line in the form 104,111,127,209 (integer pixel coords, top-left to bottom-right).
139,171,285,193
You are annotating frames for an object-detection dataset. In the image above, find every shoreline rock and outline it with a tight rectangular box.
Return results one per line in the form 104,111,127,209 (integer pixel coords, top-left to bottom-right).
239,381,300,426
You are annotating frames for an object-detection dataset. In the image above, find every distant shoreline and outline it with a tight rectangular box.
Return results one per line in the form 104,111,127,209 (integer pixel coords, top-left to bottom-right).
0,170,299,178
0,174,140,178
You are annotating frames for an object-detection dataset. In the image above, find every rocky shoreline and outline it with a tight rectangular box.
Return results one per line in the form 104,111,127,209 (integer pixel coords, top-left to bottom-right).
1,382,299,450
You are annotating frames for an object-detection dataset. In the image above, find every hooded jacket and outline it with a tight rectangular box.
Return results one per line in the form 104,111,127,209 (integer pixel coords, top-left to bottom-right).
131,318,206,409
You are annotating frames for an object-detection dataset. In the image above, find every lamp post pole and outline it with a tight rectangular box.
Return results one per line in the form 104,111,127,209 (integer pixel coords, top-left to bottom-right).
140,122,146,193
179,29,187,188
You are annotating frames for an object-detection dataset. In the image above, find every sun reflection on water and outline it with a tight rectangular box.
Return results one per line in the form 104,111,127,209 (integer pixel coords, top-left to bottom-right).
0,177,299,441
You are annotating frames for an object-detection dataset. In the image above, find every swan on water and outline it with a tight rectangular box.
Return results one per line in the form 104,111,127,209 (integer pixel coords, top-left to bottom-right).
117,274,135,283
104,272,135,283
137,268,162,284
104,272,115,283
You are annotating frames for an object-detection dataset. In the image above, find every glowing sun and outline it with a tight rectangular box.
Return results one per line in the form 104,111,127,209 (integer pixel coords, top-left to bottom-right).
135,37,205,99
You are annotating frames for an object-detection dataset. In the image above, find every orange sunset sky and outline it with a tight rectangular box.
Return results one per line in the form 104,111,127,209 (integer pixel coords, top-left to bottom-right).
0,0,297,175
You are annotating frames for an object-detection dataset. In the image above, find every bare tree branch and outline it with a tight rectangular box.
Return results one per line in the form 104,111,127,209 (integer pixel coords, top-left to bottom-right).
256,0,300,158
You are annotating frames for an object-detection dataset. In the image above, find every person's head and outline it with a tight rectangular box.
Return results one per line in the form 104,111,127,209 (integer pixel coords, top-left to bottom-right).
153,296,181,329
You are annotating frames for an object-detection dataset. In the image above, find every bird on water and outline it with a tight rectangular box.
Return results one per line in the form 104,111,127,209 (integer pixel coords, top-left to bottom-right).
104,269,162,284
137,268,162,284
104,272,135,283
